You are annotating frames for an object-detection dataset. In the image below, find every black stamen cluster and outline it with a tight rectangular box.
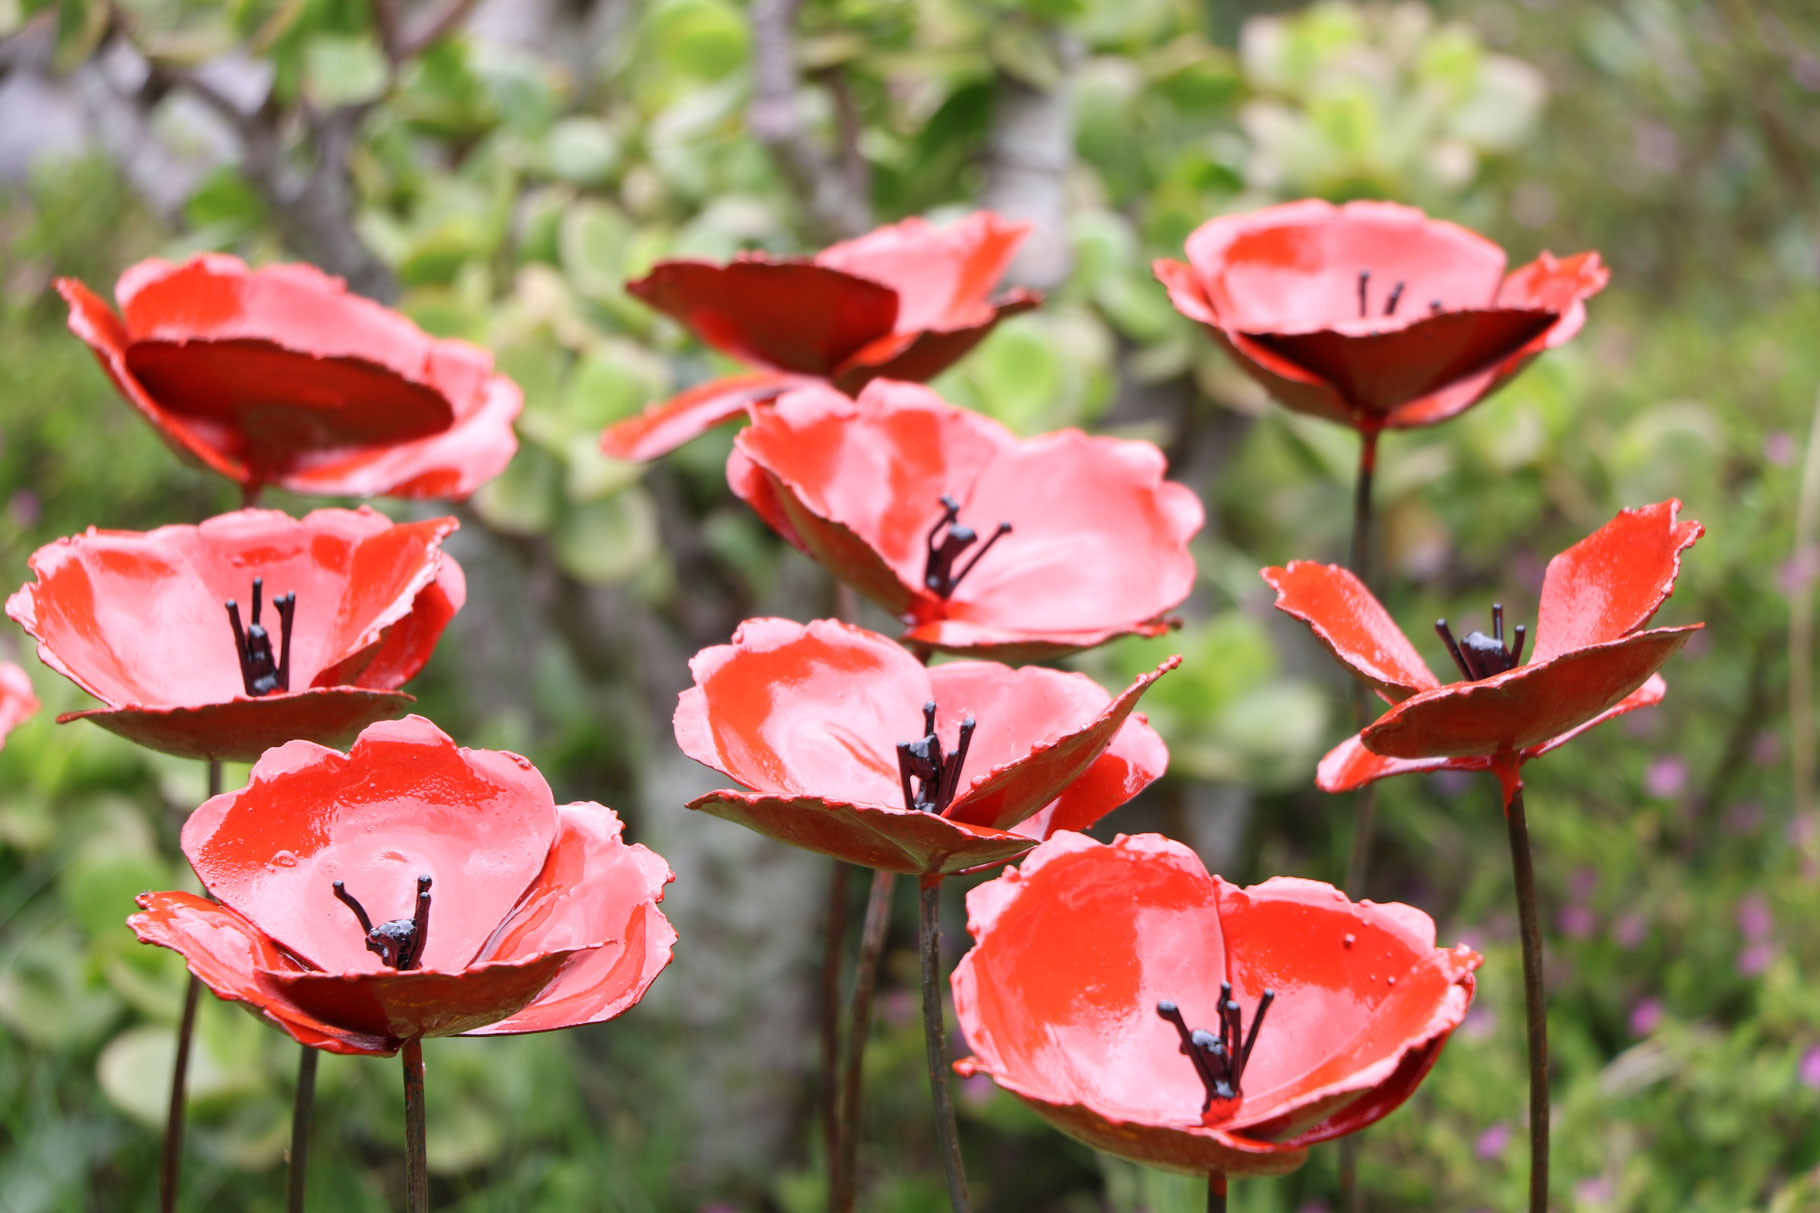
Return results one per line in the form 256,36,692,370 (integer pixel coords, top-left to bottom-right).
896,700,976,815
333,875,433,970
1435,602,1528,681
1157,984,1276,1111
225,577,296,697
924,494,1012,599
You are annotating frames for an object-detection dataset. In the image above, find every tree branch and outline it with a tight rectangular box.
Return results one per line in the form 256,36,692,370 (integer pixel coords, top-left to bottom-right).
747,0,871,240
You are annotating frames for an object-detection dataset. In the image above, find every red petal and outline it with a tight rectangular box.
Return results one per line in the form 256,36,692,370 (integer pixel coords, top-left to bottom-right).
1262,562,1439,703
468,803,675,1035
1527,673,1666,757
834,291,1041,390
1314,735,1486,794
1013,708,1169,840
939,658,1177,833
817,213,1031,332
688,789,1037,875
1184,200,1507,333
627,260,898,375
898,618,1181,664
350,555,466,691
673,617,932,808
7,508,455,712
1361,627,1700,759
182,716,558,975
599,372,799,462
61,687,415,764
1213,878,1479,1139
129,891,392,1055
0,662,39,748
263,948,587,1041
1532,500,1704,664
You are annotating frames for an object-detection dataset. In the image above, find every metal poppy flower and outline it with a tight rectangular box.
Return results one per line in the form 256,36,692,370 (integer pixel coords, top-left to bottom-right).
128,715,675,1055
601,212,1039,461
6,507,466,762
57,254,522,499
1155,199,1608,432
673,617,1175,876
952,831,1480,1178
0,662,38,748
1264,500,1703,803
727,381,1203,660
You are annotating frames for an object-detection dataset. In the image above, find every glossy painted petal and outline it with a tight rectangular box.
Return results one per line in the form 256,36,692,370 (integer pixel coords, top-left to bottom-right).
263,947,589,1041
469,802,676,1035
1532,501,1704,663
1527,673,1666,757
129,891,393,1055
0,663,38,748
600,372,801,462
351,556,467,692
1262,563,1439,703
1314,735,1483,795
1494,250,1610,348
686,789,1038,875
817,212,1031,333
1361,627,1701,759
63,688,415,764
833,291,1041,390
937,657,1177,833
182,716,558,975
627,260,898,375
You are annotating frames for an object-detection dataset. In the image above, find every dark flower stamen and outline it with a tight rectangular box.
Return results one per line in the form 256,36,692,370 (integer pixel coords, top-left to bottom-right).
1157,983,1277,1111
224,577,295,697
1383,281,1405,316
333,875,432,970
1435,602,1528,681
1357,269,1370,318
896,699,976,814
923,493,1012,599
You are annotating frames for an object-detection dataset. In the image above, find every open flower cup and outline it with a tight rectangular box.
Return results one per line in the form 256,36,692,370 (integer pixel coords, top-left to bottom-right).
601,212,1039,461
728,382,1203,660
58,254,521,499
674,618,1174,876
0,662,39,748
952,832,1480,1179
1156,199,1608,433
129,715,676,1055
6,507,465,762
1265,500,1704,804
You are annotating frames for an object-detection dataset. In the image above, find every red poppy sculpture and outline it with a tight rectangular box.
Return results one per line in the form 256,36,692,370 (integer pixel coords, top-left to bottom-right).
952,831,1480,1182
0,661,38,748
6,507,465,762
727,382,1203,659
1155,199,1608,433
1264,500,1704,803
129,714,676,1055
601,212,1039,461
674,618,1174,875
58,254,522,500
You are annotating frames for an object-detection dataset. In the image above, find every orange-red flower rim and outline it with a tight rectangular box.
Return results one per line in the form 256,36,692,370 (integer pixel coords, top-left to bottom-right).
952,831,1480,1178
130,715,676,1055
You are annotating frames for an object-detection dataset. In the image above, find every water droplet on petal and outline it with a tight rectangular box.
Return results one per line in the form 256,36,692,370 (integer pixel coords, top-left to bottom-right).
1343,934,1356,948
270,850,298,869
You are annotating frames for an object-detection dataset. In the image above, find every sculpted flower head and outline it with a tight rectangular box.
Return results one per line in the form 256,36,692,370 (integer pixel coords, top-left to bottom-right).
130,716,675,1054
674,618,1173,875
58,254,521,499
1157,199,1608,433
1265,500,1703,802
602,212,1039,461
952,832,1480,1177
728,382,1203,660
6,508,464,762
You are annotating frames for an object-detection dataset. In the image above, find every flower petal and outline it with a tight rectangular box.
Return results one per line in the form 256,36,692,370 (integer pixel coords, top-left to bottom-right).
467,803,675,1035
834,292,1041,390
1012,708,1169,840
599,372,801,462
627,260,898,375
939,657,1178,833
349,555,467,691
816,212,1031,333
1361,627,1700,759
1314,734,1487,795
673,617,932,808
1262,562,1439,703
182,716,558,974
686,789,1036,875
61,688,415,764
1532,500,1704,664
0,662,39,748
129,891,393,1055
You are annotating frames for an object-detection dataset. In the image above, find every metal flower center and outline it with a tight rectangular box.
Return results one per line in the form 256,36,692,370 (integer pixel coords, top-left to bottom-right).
1356,269,1408,319
1158,983,1276,1111
1434,602,1528,681
224,577,296,697
896,699,975,814
333,875,432,970
923,493,1012,599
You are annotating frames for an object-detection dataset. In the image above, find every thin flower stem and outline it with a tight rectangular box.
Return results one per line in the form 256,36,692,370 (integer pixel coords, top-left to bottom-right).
1208,1172,1227,1213
160,759,221,1213
1504,786,1549,1213
1789,389,1820,828
402,1038,428,1213
918,880,971,1213
820,859,850,1198
832,869,896,1212
1349,428,1379,586
287,1046,318,1213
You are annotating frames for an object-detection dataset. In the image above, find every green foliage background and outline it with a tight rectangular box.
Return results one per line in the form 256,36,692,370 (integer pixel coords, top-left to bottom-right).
1,0,1817,1209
